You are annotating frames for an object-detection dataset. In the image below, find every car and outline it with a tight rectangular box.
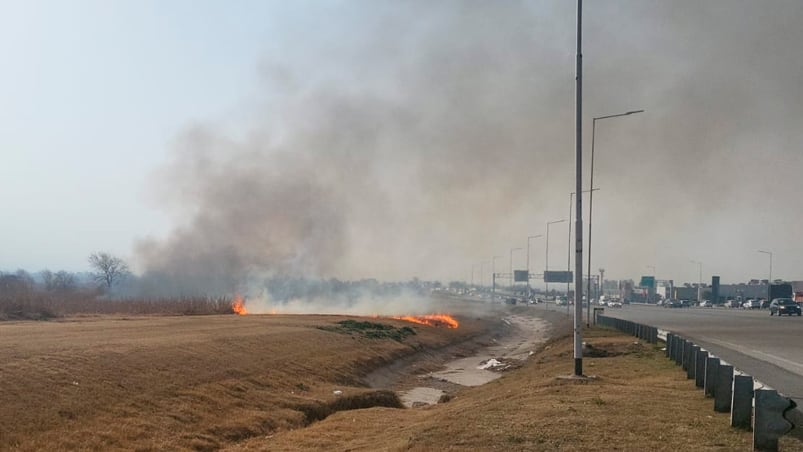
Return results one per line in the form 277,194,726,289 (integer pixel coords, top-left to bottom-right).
699,300,713,308
607,301,623,308
769,298,802,316
663,299,682,308
742,299,762,310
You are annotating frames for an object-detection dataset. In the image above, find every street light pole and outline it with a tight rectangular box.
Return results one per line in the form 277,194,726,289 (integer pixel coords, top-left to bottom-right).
587,109,644,321
492,255,503,301
758,250,773,302
546,219,566,299
573,0,584,377
527,235,542,298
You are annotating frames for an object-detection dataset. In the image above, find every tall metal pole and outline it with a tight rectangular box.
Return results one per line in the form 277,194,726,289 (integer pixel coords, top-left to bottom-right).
568,193,573,312
546,220,565,300
758,250,772,302
492,255,502,301
573,0,584,377
587,109,644,323
527,235,542,298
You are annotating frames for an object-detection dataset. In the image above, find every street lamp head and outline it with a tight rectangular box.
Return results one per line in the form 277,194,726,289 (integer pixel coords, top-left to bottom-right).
626,109,645,115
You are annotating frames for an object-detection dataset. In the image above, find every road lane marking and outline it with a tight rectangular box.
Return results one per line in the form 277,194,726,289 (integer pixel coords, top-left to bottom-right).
700,336,803,376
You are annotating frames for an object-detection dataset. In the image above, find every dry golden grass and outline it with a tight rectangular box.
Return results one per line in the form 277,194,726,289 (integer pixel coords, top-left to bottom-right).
5,311,790,452
231,327,756,452
0,313,486,451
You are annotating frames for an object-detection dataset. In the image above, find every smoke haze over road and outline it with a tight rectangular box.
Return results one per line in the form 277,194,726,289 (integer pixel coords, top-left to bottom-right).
4,1,801,289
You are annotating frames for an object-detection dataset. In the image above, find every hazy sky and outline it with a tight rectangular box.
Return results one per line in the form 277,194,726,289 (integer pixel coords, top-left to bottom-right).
2,1,802,288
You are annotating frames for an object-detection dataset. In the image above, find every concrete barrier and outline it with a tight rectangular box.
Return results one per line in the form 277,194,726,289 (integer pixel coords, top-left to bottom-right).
731,374,754,429
674,337,684,366
695,349,708,389
683,340,692,371
665,333,673,358
687,345,700,380
753,388,796,451
714,364,734,413
704,356,720,398
602,320,801,449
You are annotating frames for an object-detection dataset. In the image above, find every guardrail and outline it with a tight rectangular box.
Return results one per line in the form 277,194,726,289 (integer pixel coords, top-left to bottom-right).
597,315,800,452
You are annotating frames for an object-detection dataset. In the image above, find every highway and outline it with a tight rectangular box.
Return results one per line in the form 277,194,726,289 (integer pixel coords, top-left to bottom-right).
602,304,803,407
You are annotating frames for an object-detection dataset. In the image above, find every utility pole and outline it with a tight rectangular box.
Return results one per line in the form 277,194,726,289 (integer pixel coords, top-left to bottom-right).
492,255,502,302
527,235,542,298
758,250,772,303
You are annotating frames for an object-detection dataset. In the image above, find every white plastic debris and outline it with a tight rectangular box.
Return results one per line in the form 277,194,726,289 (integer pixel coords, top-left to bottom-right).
478,358,503,370
333,390,343,396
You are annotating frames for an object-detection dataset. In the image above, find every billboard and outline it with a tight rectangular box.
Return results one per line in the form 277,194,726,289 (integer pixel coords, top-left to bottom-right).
640,276,655,288
544,271,573,283
513,270,529,282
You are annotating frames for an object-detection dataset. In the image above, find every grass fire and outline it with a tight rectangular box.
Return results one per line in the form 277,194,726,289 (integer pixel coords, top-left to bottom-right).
229,295,458,328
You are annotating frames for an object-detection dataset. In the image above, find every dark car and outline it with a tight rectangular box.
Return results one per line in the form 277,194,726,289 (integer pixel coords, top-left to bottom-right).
769,298,802,316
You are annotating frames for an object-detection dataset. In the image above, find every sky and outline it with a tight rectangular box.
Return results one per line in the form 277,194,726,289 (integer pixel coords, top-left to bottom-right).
2,0,802,291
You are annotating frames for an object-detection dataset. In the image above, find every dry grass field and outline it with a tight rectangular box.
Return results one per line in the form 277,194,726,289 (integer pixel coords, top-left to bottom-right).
0,313,487,451
4,308,796,451
231,327,757,452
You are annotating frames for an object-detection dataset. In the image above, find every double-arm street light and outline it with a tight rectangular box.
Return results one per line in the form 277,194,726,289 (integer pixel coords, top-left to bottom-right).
690,260,702,302
587,109,644,316
527,235,543,297
545,219,566,298
758,250,773,302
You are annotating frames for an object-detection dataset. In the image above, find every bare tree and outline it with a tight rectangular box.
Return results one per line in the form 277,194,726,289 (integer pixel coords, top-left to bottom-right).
88,252,129,290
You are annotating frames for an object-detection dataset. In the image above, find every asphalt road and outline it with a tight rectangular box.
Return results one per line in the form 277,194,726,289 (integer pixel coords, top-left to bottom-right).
603,304,803,407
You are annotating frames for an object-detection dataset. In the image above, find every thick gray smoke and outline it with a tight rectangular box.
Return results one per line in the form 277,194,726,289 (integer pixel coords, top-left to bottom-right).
136,0,803,295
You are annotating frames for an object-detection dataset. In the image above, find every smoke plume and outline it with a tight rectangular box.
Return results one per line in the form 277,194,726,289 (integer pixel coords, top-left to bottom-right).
136,0,803,295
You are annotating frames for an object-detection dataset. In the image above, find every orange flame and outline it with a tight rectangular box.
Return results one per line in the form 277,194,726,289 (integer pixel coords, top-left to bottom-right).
232,294,247,315
392,314,459,329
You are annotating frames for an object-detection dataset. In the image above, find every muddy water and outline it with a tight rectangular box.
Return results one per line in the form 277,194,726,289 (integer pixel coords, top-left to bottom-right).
387,307,565,407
